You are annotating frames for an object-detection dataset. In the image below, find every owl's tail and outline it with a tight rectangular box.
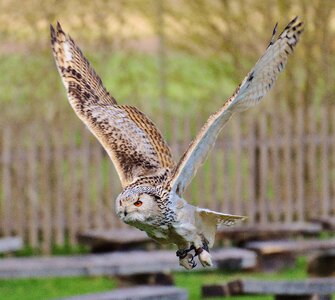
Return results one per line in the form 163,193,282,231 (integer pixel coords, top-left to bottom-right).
195,207,247,247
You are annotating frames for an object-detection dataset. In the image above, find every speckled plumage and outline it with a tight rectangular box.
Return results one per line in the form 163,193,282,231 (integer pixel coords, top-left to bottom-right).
51,22,174,188
51,17,303,269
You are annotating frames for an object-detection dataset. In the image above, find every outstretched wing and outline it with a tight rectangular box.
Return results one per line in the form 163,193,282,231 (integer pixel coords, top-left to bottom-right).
196,208,247,247
197,208,247,226
51,22,174,187
168,17,304,196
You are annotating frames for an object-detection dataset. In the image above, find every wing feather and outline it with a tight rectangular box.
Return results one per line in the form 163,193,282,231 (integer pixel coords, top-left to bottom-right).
168,17,304,196
196,208,247,247
51,22,174,187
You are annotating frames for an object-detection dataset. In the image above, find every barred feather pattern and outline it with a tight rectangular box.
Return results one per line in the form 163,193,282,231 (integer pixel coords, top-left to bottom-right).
51,18,303,270
168,17,304,197
51,22,174,188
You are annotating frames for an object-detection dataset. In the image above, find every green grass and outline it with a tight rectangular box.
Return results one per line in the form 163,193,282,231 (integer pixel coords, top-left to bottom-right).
2,256,333,300
0,276,116,300
0,244,89,258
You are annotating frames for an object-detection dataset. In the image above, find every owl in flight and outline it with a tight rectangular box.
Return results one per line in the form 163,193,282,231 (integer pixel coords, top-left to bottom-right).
51,17,303,269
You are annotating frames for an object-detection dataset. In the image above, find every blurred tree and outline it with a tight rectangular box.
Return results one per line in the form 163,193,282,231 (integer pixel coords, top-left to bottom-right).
162,0,335,107
0,0,335,123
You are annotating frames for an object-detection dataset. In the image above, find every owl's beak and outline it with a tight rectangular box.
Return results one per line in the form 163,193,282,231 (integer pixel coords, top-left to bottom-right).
124,207,128,217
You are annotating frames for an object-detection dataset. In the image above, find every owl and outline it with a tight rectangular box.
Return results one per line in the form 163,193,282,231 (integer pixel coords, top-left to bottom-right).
51,17,303,269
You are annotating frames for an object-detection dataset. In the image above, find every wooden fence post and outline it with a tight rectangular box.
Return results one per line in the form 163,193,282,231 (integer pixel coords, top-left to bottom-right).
1,127,12,236
80,128,90,232
321,106,330,218
27,126,39,248
41,129,52,254
295,106,305,222
53,128,65,246
1,105,335,251
283,109,293,223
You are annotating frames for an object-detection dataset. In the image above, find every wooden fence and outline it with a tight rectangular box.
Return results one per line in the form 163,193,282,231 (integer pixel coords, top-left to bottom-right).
1,105,335,253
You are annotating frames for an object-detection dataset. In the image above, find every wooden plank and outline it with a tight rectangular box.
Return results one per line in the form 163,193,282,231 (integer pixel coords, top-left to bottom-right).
92,145,103,230
258,113,268,224
103,159,114,229
77,228,152,252
217,222,321,241
228,278,335,295
0,248,256,278
1,127,12,236
247,116,256,224
283,109,293,223
207,147,215,211
275,295,329,300
307,106,318,219
80,128,90,231
0,237,23,253
68,140,79,246
232,117,242,215
321,106,330,217
223,120,234,214
295,107,305,222
208,150,217,211
79,127,91,231
269,110,281,222
53,128,65,246
58,286,188,300
115,271,174,286
245,238,335,255
203,278,335,296
213,146,224,212
10,131,20,237
41,130,52,254
212,247,256,270
27,129,39,248
310,217,335,230
77,229,258,269
13,144,25,239
307,249,335,277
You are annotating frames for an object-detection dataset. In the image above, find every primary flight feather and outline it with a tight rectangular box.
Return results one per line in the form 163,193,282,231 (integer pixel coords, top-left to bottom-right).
51,17,303,269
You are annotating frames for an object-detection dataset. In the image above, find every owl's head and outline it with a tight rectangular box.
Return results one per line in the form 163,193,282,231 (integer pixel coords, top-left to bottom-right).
115,186,161,225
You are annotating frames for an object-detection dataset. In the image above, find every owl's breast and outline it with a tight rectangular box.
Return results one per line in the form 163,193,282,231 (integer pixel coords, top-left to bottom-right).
126,216,188,245
126,218,169,241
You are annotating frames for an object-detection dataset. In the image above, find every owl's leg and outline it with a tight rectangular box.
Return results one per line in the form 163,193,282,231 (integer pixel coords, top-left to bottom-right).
176,244,196,270
193,237,213,267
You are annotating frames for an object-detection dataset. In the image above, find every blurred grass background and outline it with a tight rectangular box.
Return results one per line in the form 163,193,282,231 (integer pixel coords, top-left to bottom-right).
0,257,308,300
1,0,334,126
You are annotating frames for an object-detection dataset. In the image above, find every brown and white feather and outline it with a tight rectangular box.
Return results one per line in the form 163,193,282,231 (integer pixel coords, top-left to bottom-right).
50,22,174,187
168,17,304,196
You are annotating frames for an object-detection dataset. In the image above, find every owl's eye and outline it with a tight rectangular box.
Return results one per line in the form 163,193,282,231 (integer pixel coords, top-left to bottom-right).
134,200,143,207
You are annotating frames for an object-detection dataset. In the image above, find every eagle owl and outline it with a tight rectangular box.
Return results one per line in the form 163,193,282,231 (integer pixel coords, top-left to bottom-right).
51,17,303,269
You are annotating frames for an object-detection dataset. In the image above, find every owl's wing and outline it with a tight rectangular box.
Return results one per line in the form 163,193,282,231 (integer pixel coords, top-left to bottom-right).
196,208,247,247
51,23,174,187
168,17,303,196
197,208,247,226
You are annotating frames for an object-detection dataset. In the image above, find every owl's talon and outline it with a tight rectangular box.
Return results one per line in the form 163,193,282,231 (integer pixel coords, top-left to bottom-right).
176,249,188,259
176,245,196,259
179,253,196,270
187,252,197,268
189,256,197,268
198,249,213,267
